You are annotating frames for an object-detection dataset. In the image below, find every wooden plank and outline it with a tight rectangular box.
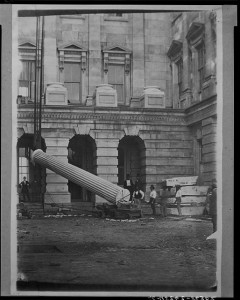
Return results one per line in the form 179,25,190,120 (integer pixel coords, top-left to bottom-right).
164,176,198,187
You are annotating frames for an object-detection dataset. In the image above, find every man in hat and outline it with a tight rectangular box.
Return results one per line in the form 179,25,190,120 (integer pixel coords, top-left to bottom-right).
19,176,31,202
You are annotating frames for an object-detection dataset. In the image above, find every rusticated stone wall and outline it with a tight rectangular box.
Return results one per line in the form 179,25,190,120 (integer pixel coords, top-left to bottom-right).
17,106,193,203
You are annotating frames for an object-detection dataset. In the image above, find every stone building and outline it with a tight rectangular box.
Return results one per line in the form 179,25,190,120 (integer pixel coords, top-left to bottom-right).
16,10,217,205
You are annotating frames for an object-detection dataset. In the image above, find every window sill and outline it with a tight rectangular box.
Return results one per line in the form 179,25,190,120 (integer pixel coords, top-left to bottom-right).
60,15,85,20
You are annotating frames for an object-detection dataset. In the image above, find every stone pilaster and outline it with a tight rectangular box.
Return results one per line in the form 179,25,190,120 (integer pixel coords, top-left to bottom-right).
132,13,145,97
201,116,217,185
95,138,119,185
44,16,57,86
88,14,102,96
44,137,71,203
201,12,217,100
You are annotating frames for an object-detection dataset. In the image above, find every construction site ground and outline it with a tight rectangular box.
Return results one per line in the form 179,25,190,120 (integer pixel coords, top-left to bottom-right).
17,213,217,294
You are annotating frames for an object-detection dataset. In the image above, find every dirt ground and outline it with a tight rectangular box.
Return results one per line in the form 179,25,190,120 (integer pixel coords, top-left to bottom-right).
17,214,217,293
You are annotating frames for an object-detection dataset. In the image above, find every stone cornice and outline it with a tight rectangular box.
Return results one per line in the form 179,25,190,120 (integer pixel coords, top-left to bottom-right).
185,96,217,126
17,106,186,125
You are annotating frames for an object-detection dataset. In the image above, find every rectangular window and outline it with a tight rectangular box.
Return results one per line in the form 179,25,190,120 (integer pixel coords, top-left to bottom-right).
108,64,125,104
19,60,35,100
176,58,183,97
64,62,81,103
197,43,205,89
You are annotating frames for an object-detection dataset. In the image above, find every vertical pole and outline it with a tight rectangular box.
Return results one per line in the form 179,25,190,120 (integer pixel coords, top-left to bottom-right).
38,16,44,149
34,16,39,149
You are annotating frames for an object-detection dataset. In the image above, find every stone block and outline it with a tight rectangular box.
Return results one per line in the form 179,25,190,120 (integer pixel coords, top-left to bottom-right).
95,131,123,140
156,166,194,175
96,175,118,185
202,153,216,163
202,123,217,136
96,166,118,175
203,172,217,186
97,157,118,166
46,183,69,193
203,162,216,173
145,157,193,166
45,174,68,183
45,82,68,105
202,117,217,127
145,148,193,158
96,140,119,148
45,147,68,156
139,86,165,108
202,143,216,154
202,133,216,145
93,84,118,107
44,138,69,147
96,148,118,157
170,141,193,148
44,192,71,204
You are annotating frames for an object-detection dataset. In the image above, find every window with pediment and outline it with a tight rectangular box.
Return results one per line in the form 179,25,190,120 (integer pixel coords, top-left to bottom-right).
58,42,88,104
167,40,183,105
186,22,205,92
103,45,131,105
18,41,36,102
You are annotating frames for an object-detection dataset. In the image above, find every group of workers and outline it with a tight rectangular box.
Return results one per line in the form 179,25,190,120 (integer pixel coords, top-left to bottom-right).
123,173,169,217
19,173,217,233
123,173,180,217
124,174,217,233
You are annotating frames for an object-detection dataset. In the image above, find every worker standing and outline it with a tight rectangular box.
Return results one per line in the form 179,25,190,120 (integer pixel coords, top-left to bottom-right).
209,180,217,232
161,186,170,217
124,174,134,201
133,187,144,207
149,185,157,215
19,176,31,202
174,185,182,216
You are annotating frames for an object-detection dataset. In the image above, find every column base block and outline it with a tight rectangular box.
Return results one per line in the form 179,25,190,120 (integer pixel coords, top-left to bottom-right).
44,192,71,204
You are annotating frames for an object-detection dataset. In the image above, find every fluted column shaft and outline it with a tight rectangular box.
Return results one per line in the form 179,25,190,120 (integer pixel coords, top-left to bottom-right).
32,149,130,204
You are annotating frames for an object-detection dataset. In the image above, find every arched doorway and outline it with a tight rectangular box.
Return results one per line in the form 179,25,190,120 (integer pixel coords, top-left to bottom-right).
118,136,146,190
17,133,46,202
67,134,96,202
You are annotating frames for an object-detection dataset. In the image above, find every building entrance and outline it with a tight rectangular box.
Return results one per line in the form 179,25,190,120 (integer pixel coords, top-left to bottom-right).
118,136,146,190
68,135,96,202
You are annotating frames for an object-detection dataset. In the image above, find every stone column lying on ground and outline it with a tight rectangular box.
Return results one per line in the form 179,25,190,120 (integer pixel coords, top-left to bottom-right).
32,149,130,205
